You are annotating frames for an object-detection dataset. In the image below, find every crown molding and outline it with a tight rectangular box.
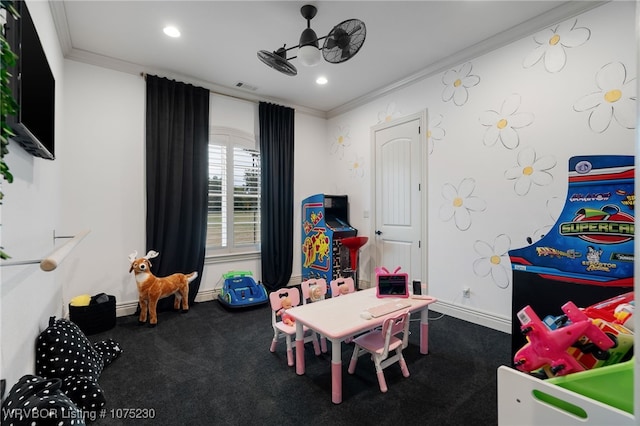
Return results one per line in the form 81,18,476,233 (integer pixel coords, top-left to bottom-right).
64,47,328,118
49,0,607,120
49,1,72,55
326,0,609,118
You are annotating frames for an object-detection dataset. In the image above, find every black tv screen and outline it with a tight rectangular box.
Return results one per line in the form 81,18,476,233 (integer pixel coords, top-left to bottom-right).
4,1,55,160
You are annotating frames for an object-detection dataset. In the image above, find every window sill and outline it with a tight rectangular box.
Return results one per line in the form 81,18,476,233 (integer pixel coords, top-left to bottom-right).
204,251,261,264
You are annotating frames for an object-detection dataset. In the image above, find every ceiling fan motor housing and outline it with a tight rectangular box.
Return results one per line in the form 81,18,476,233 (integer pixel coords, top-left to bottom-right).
299,27,319,48
300,4,317,21
299,4,319,49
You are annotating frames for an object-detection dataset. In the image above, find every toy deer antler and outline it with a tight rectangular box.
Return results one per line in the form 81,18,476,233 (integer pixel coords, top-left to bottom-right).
144,250,159,260
128,250,160,263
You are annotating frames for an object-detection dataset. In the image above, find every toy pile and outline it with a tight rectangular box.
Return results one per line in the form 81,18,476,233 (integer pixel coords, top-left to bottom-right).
513,292,634,378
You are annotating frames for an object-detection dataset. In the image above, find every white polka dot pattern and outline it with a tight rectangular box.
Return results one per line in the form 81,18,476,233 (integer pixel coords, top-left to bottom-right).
33,317,123,417
1,375,85,425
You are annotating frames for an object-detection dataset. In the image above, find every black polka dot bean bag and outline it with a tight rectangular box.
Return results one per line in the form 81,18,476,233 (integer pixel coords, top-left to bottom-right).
1,374,86,426
35,317,122,418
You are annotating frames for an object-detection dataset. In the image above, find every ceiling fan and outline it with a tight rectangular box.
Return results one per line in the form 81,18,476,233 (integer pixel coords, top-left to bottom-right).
257,4,367,76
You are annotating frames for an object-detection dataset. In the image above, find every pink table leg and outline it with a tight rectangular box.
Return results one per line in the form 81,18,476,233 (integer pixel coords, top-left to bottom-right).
296,322,305,375
420,308,430,354
331,339,342,404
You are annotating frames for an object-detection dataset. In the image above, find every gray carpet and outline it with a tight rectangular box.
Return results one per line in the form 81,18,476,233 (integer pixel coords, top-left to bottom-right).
90,298,511,425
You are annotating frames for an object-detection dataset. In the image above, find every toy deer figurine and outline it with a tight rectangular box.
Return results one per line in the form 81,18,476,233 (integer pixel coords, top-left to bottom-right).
128,250,198,327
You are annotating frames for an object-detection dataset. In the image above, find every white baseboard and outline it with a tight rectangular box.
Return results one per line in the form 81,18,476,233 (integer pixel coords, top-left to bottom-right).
116,289,221,317
430,300,512,334
116,301,139,317
194,288,219,303
117,296,512,335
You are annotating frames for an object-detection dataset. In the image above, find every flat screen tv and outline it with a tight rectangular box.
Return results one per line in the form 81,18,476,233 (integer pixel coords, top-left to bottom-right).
4,1,55,160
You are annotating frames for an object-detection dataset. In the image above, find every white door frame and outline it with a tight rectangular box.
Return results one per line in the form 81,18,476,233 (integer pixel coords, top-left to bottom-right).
369,109,429,287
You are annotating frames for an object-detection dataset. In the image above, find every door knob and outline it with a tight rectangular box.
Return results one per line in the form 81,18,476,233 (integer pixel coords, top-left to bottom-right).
375,230,382,235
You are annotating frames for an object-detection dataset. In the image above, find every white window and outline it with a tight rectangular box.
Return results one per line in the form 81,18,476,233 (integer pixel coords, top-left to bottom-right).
207,127,260,255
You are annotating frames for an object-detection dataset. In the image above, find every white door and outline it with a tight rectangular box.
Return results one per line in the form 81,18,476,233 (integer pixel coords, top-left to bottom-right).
372,112,426,283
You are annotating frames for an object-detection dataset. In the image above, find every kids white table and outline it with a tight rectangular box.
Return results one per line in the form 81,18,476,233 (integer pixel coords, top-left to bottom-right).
287,287,437,404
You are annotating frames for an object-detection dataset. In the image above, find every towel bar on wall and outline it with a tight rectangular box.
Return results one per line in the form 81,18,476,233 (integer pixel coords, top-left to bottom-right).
0,229,90,271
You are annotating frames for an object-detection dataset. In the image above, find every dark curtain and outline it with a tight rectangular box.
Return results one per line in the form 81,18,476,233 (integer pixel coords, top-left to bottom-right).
259,102,295,291
145,75,209,310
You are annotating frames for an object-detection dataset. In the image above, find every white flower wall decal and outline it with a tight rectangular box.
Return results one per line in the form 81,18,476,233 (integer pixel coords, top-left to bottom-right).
523,18,590,73
377,102,401,123
526,196,563,245
330,125,352,159
442,62,480,106
473,234,512,289
573,62,637,133
427,113,446,154
348,154,365,178
505,147,556,196
439,178,487,231
479,94,534,150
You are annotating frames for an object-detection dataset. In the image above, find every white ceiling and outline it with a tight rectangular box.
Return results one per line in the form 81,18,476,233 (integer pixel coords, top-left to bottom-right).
50,1,604,117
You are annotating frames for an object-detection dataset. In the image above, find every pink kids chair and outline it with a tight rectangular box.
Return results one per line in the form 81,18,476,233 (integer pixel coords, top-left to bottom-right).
269,287,321,366
300,278,328,303
330,277,355,298
300,278,328,353
347,311,411,392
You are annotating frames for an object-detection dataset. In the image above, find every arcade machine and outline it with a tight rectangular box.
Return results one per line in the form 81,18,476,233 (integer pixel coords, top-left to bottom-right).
508,155,634,360
301,194,357,289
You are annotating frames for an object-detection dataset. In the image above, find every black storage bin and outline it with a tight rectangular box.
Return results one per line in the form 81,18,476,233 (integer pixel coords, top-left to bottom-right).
69,295,116,335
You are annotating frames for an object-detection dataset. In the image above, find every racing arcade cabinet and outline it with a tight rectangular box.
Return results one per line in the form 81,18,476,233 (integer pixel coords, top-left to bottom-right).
508,155,634,360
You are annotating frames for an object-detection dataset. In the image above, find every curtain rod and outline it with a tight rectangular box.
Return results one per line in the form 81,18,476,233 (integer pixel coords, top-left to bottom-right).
139,72,326,117
140,72,259,106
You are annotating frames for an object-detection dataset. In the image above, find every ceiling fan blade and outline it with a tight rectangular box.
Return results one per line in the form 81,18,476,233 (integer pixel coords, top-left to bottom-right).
325,36,338,50
328,28,349,50
257,49,297,76
348,24,362,36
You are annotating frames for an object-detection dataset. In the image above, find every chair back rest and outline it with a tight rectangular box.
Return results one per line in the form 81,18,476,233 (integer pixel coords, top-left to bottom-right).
381,311,411,357
329,277,355,297
269,287,301,324
300,278,327,304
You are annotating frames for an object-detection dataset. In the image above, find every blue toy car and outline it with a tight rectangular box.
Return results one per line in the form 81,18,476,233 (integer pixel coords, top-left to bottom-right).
217,271,268,309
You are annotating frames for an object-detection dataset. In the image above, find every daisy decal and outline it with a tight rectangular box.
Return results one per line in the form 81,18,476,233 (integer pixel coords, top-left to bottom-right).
439,178,487,231
573,62,637,133
442,62,480,106
348,154,365,179
523,19,590,73
472,234,511,289
526,196,563,245
427,113,446,155
330,125,351,159
377,102,401,123
505,147,556,196
479,94,534,150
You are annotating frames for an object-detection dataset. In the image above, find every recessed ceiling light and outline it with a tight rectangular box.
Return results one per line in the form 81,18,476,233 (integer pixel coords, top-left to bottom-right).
163,26,181,38
316,76,328,85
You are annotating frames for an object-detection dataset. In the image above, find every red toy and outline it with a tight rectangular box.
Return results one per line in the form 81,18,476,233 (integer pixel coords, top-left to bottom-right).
514,301,615,377
583,291,634,326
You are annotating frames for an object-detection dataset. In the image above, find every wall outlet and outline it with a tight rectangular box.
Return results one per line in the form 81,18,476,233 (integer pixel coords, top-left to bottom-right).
462,287,471,298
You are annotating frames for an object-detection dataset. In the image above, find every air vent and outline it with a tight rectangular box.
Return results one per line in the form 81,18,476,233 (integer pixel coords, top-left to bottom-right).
235,81,258,91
